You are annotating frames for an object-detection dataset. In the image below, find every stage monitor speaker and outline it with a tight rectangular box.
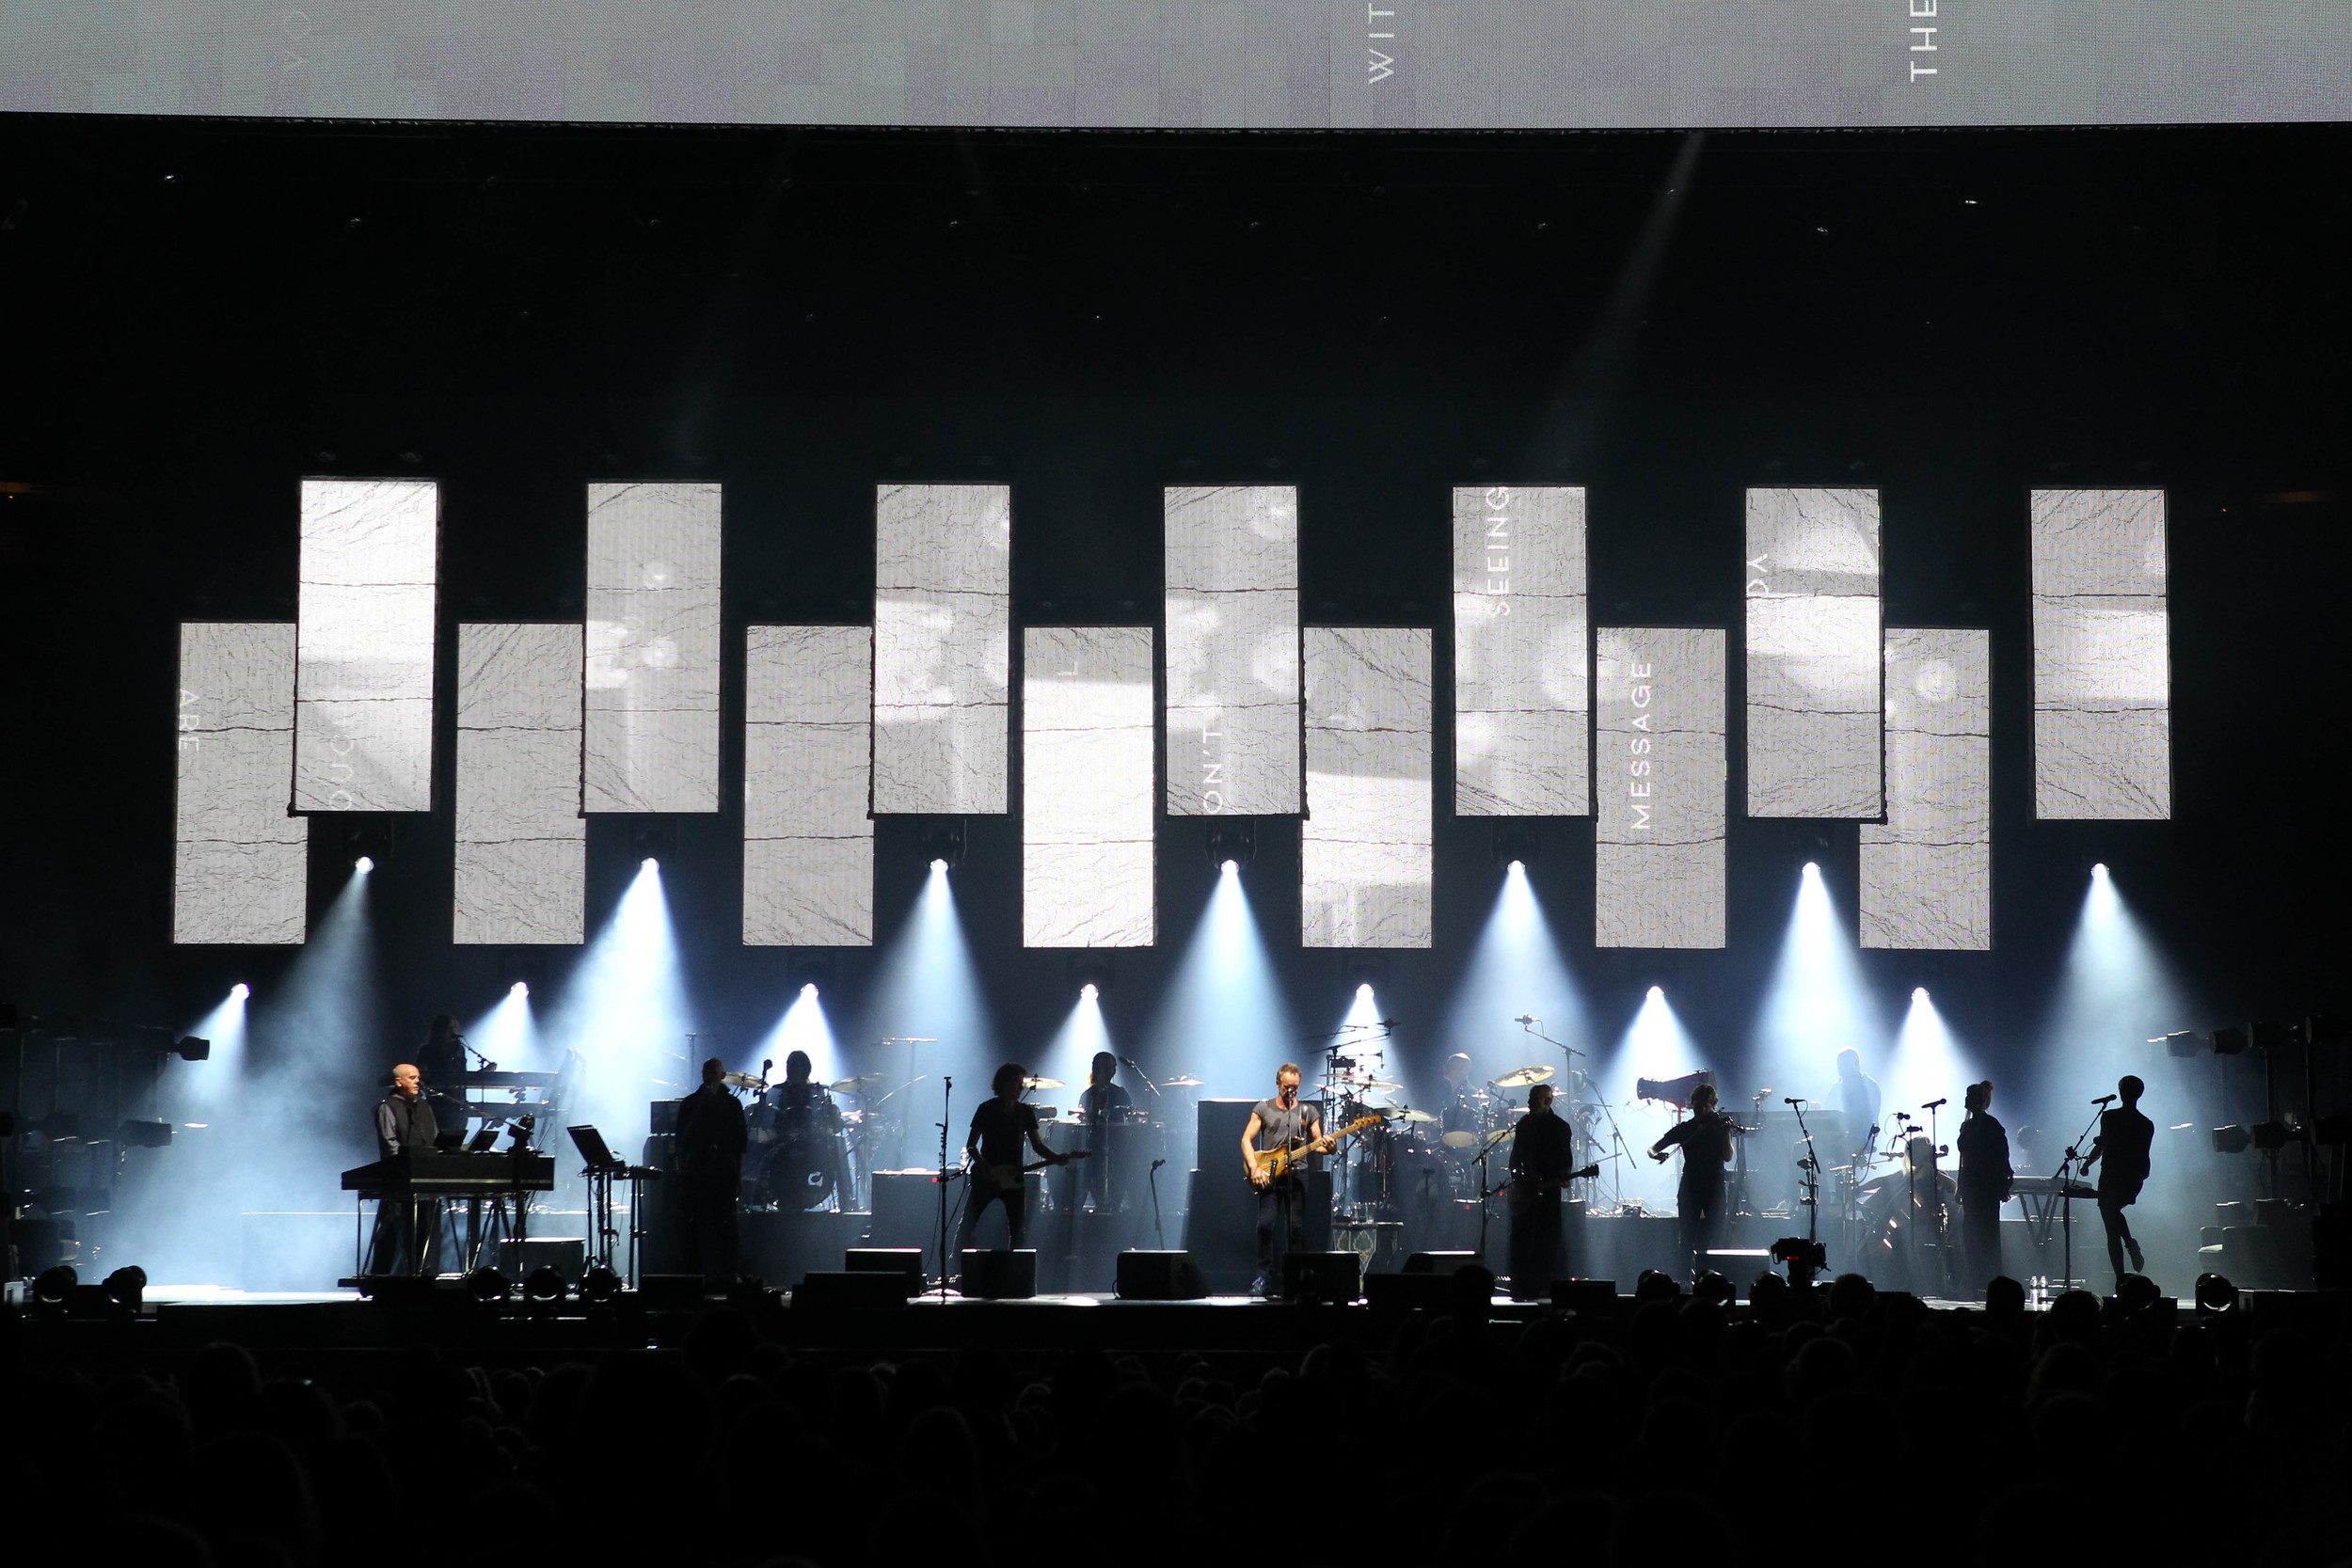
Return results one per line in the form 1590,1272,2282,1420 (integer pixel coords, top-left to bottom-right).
796,1271,913,1313
1403,1250,1481,1275
1183,1167,1257,1291
1552,1278,1620,1319
638,1133,688,1275
1116,1250,1209,1300
847,1247,926,1294
1279,1250,1361,1304
1364,1273,1455,1312
960,1248,1037,1299
638,1274,705,1309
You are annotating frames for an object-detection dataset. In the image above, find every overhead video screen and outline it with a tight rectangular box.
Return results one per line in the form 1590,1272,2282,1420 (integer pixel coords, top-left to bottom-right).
1862,628,1992,951
1454,485,1588,817
454,624,586,946
2031,489,2169,820
1744,488,1882,819
1595,627,1726,950
745,626,875,946
584,482,723,815
1303,627,1433,950
873,483,1011,816
18,5,2344,129
1166,486,1301,817
1023,626,1156,949
294,478,437,814
174,623,308,945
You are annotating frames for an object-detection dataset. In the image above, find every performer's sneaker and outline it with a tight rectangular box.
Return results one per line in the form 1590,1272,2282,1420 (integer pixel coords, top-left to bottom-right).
2125,1238,2144,1274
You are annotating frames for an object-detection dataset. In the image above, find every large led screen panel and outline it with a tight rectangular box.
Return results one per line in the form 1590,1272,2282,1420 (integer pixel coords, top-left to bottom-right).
1166,486,1300,816
2031,490,2169,819
584,482,723,814
293,478,437,813
1303,628,1433,949
1454,484,1589,816
1595,628,1725,949
454,625,586,946
1023,627,1156,949
1745,488,1882,819
1862,629,1991,950
745,626,875,947
175,623,307,944
873,484,1011,816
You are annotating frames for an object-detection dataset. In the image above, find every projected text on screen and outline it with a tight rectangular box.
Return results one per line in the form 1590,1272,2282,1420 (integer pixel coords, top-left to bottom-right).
1862,629,1991,950
176,623,307,945
454,624,585,945
1454,485,1589,816
874,484,1011,816
1596,627,1725,949
2031,490,2169,820
294,478,437,813
1024,626,1156,948
585,482,723,814
1303,627,1433,949
1745,488,1882,819
1166,486,1301,816
746,626,875,946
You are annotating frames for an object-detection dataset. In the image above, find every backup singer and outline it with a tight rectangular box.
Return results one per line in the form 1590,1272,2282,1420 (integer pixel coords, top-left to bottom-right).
366,1063,442,1275
1506,1082,1577,1299
2083,1074,2153,1283
957,1063,1068,1259
1241,1063,1334,1298
675,1057,748,1285
1956,1080,2014,1292
1649,1083,1733,1281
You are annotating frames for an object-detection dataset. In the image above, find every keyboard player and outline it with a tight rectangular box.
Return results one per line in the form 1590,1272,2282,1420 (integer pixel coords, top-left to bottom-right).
367,1063,444,1275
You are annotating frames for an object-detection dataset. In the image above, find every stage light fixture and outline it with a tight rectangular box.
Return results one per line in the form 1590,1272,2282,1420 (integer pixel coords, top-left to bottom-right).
916,816,968,869
117,1120,174,1149
642,857,658,870
578,1264,623,1307
1692,1271,1736,1307
2194,1272,2238,1314
466,1266,512,1303
354,855,374,874
930,858,947,872
103,1265,147,1309
1356,983,1374,999
1491,822,1539,870
230,983,249,1000
523,1265,568,1307
2210,1026,2250,1056
801,982,818,998
1222,858,1239,873
2249,1121,2292,1151
1203,817,1256,870
2211,1125,2252,1154
1912,988,1928,1002
2091,863,2108,878
1802,861,1820,879
175,1036,210,1062
509,981,528,998
34,1265,77,1304
1647,985,1663,1000
2160,1030,2203,1058
1080,983,1098,1001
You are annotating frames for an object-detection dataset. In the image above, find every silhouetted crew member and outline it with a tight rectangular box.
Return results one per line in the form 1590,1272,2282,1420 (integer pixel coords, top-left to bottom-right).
367,1063,442,1275
2083,1073,2153,1282
1506,1082,1578,1299
675,1057,748,1286
1241,1062,1334,1297
1650,1082,1733,1280
1956,1080,2014,1292
1074,1052,1133,1212
957,1063,1068,1260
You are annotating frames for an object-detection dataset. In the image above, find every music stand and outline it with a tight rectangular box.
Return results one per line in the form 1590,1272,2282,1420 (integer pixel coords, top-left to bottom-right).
569,1124,628,1279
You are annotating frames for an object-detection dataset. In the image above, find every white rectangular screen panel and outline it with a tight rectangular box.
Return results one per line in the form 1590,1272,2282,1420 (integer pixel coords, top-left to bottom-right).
294,478,437,812
1596,627,1726,949
2031,490,2169,819
1166,486,1301,816
1744,488,1882,818
1454,484,1589,816
584,482,723,814
873,484,1011,815
175,623,307,944
745,626,875,946
1862,629,1991,950
1023,626,1156,948
1303,627,1433,949
454,625,586,945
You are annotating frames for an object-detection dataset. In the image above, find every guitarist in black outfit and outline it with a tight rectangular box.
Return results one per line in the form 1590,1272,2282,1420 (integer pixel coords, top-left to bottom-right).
956,1062,1070,1259
1506,1083,1592,1299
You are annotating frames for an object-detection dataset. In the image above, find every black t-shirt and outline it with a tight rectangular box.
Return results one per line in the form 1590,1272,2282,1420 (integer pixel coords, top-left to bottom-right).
1508,1109,1577,1180
1078,1083,1133,1148
2095,1107,2154,1191
1656,1111,1733,1180
968,1098,1041,1167
1957,1112,2012,1190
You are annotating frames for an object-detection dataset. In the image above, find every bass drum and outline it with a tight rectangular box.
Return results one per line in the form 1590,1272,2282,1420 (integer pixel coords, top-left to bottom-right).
758,1130,839,1212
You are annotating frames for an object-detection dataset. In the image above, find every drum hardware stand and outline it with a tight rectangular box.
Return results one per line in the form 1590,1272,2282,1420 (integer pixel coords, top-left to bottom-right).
1921,1097,1955,1297
1787,1097,1827,1284
1471,1132,1502,1263
1147,1157,1168,1249
933,1074,954,1300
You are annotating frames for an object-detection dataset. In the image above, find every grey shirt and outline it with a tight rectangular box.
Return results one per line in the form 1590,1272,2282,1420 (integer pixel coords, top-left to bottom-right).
1253,1096,1320,1167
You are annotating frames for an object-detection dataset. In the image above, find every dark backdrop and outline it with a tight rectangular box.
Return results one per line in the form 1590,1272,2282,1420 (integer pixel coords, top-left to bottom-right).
2,114,2346,1123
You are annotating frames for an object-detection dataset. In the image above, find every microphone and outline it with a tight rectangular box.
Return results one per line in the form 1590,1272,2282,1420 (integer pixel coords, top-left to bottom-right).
2092,1094,2117,1104
1120,1055,1142,1069
760,1058,772,1078
1922,1097,1947,1109
1515,1015,1538,1024
1785,1097,1807,1106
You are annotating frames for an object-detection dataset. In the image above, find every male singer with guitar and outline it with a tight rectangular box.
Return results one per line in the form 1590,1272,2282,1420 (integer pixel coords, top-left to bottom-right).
1241,1062,1336,1298
956,1062,1073,1262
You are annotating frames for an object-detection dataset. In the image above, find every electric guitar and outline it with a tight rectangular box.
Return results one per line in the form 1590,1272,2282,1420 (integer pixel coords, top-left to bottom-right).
961,1148,1090,1192
1502,1163,1601,1216
1250,1115,1386,1183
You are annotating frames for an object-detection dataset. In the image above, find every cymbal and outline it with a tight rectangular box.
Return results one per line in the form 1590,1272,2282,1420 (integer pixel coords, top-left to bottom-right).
825,1078,866,1095
1394,1108,1439,1124
1160,1075,1203,1088
1441,1131,1481,1148
721,1071,765,1090
1023,1075,1065,1090
1492,1065,1554,1088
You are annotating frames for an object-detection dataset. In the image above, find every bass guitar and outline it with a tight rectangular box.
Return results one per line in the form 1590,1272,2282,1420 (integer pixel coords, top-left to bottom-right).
1249,1115,1386,1183
960,1148,1090,1192
1502,1163,1601,1216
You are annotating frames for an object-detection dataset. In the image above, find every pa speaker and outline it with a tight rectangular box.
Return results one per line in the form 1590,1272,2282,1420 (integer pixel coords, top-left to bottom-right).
1403,1250,1481,1275
1116,1250,1210,1300
846,1247,926,1294
1279,1250,1361,1304
795,1271,913,1313
960,1248,1037,1300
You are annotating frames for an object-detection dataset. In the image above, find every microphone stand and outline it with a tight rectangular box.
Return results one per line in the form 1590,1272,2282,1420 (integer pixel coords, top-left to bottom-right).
1788,1099,1824,1273
1922,1098,1954,1297
2057,1099,2109,1295
1148,1158,1168,1250
934,1075,954,1301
